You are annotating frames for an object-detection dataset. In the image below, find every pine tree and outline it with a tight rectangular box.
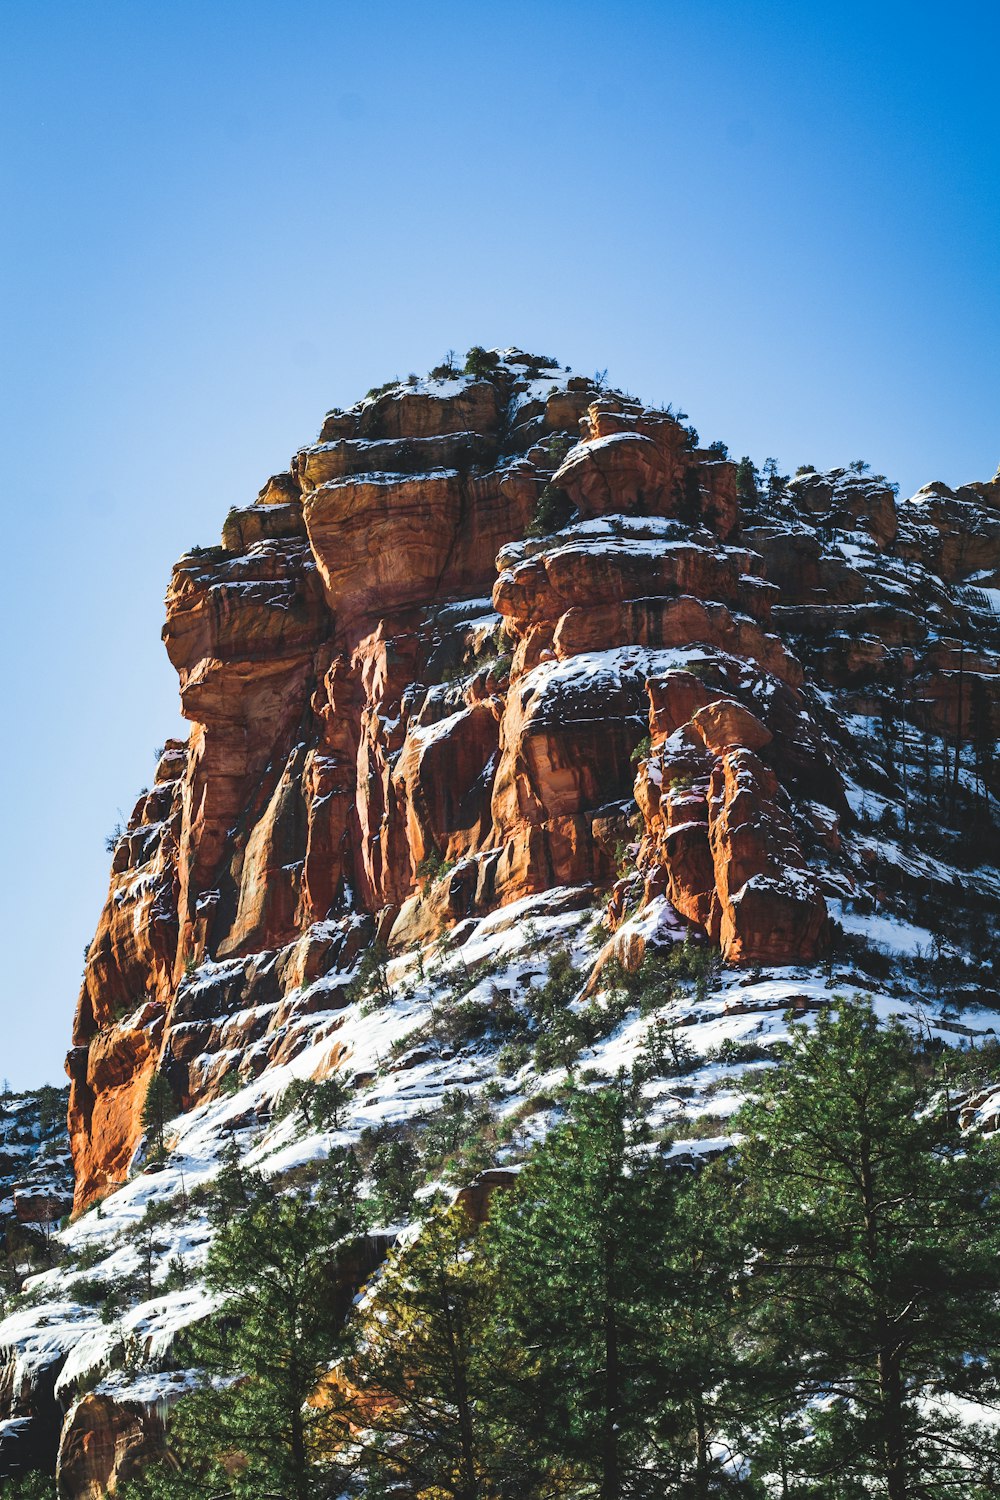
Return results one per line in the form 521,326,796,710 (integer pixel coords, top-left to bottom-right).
479,1085,745,1499
736,1000,1000,1499
276,1071,355,1134
126,1170,358,1500
736,457,760,504
3,1474,56,1499
35,1083,63,1139
141,1069,174,1159
312,1069,355,1129
348,939,392,1006
343,1203,501,1500
648,1158,756,1498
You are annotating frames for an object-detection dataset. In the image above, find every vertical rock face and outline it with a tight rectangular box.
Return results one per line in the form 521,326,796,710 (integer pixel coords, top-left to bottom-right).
56,1394,164,1498
70,748,185,1209
65,350,1000,1214
633,681,831,964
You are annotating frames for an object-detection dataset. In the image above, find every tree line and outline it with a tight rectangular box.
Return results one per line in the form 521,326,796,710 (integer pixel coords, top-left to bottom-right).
12,1002,1000,1500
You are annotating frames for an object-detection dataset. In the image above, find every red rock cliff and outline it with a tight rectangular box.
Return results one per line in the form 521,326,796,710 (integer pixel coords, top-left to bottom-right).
67,352,1000,1211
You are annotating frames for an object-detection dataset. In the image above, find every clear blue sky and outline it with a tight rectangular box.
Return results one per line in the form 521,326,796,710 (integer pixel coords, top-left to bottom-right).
1,0,997,1087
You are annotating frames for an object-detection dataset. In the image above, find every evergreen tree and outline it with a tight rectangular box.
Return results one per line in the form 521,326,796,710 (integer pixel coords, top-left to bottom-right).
736,1000,1000,1499
348,939,392,1006
365,1134,420,1224
35,1083,63,1139
735,457,759,504
480,1085,747,1499
525,949,590,1071
3,1474,56,1499
316,1143,363,1215
126,1170,358,1500
278,1071,354,1133
344,1203,502,1500
141,1069,174,1159
648,1159,756,1498
312,1069,354,1129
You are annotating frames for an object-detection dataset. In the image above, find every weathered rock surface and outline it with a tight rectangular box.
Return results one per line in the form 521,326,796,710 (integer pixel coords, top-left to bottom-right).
4,349,998,1496
56,1394,165,1499
633,677,829,960
64,348,1000,1238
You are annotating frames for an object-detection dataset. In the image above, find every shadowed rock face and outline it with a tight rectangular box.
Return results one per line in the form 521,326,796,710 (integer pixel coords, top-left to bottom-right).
56,1394,165,1499
66,352,1000,1213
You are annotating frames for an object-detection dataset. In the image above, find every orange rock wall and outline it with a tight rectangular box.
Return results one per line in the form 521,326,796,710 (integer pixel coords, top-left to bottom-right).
67,358,1000,1210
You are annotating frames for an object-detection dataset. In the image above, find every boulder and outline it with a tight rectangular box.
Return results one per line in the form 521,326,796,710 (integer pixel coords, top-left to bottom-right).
691,699,772,755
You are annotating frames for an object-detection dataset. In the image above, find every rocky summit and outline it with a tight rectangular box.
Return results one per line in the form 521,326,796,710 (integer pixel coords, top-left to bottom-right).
2,348,999,1495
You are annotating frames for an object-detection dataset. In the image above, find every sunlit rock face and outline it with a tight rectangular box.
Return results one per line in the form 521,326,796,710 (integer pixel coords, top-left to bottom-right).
65,350,1000,1216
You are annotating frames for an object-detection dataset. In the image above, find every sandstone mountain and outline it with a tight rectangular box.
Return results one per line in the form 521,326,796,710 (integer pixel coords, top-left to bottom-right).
2,348,999,1495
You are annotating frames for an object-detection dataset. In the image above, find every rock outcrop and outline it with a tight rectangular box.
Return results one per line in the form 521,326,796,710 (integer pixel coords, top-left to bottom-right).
0,1086,74,1479
62,350,1000,1228
56,1395,165,1499
2,353,999,1497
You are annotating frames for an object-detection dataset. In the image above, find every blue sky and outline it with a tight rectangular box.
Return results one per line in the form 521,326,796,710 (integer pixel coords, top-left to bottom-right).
1,0,997,1086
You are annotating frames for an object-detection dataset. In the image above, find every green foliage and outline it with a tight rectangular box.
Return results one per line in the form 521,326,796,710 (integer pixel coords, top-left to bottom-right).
67,1274,108,1306
364,1132,420,1224
760,455,789,497
416,848,456,885
129,1166,357,1500
420,1089,493,1165
547,432,574,467
523,950,592,1072
141,1070,175,1159
161,1254,190,1293
524,482,572,538
277,1071,355,1134
347,938,392,1007
613,837,635,876
429,348,458,379
630,732,652,764
364,377,400,400
463,344,500,377
3,1475,56,1499
120,1003,1000,1500
35,1083,64,1138
496,1039,531,1076
70,1237,108,1272
736,999,1000,1495
344,1203,502,1499
480,1086,747,1496
634,1014,699,1080
707,1034,775,1066
735,455,759,503
427,995,492,1049
217,1067,244,1098
601,939,720,1017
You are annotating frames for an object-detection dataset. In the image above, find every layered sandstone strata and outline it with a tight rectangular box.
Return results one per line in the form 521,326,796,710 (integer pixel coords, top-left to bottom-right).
65,352,1000,1213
